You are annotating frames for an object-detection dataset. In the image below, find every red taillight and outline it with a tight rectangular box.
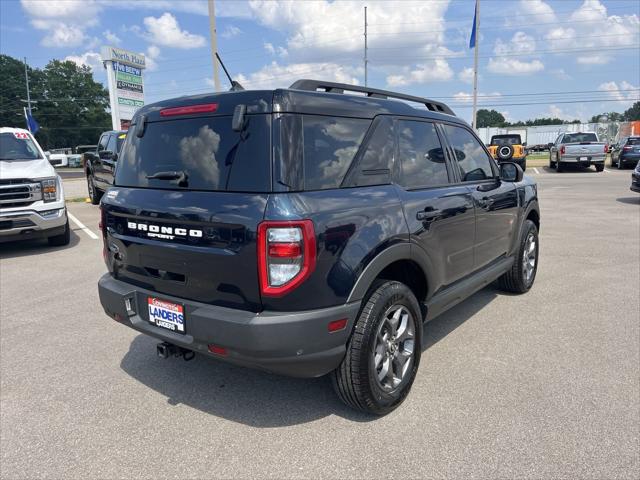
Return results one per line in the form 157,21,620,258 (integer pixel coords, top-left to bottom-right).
208,345,228,356
560,145,566,155
623,145,633,151
328,318,348,332
160,103,218,117
257,220,316,297
604,145,608,153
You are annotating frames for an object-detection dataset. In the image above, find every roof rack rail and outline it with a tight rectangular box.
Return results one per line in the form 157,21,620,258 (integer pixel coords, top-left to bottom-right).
289,79,455,116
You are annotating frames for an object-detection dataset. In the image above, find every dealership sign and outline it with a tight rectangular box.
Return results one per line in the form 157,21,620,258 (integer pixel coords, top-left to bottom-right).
100,46,146,130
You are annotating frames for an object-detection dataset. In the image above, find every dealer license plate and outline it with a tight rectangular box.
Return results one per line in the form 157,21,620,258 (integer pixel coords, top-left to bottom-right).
147,297,186,334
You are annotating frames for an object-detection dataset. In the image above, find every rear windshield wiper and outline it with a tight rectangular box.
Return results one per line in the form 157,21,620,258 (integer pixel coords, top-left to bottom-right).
146,170,188,187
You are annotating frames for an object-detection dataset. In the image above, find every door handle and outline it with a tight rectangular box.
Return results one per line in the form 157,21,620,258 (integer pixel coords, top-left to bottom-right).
479,197,495,209
416,209,441,221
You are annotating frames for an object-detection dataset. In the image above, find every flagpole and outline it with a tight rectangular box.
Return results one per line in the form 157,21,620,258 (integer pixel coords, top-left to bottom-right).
24,107,31,133
471,0,480,130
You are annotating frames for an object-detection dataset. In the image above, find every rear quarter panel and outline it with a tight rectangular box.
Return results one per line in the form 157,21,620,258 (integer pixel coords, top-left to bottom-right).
263,185,408,311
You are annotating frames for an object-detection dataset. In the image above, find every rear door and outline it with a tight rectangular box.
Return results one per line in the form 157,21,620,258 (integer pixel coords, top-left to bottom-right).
100,133,118,187
394,119,475,289
103,112,272,312
440,123,519,270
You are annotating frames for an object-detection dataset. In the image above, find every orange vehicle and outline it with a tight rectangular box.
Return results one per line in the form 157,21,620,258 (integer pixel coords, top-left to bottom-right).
488,134,527,171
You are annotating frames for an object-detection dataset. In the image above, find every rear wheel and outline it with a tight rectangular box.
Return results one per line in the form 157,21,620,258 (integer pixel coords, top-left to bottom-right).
595,164,604,172
549,153,556,168
617,158,624,170
555,158,563,172
497,219,538,294
48,220,70,246
332,280,422,415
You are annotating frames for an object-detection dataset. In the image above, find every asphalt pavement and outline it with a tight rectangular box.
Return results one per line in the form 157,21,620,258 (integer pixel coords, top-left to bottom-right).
1,167,638,479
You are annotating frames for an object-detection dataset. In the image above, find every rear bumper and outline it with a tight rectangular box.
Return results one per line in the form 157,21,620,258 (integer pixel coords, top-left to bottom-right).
619,154,640,165
559,155,605,164
0,207,67,243
631,173,640,193
98,274,361,378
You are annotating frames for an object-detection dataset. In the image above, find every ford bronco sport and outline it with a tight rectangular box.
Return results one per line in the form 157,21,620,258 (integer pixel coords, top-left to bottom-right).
98,80,540,415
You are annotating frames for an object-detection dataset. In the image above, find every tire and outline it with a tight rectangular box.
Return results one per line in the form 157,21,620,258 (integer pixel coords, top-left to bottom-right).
48,220,71,246
617,158,624,170
519,159,527,172
497,219,538,294
497,145,514,161
331,280,422,415
549,153,556,168
595,164,604,172
556,158,563,172
611,155,617,168
87,174,101,205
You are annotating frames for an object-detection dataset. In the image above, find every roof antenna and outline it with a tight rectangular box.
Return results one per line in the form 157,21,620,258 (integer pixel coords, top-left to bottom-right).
215,53,245,91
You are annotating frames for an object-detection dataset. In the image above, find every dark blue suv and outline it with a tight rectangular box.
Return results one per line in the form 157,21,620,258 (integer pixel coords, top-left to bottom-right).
98,80,540,415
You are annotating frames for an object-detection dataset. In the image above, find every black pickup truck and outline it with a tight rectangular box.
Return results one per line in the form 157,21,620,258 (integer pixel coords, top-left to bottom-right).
84,130,126,204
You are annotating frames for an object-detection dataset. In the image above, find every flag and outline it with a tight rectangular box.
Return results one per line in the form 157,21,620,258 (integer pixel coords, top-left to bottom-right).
469,0,478,49
24,108,39,134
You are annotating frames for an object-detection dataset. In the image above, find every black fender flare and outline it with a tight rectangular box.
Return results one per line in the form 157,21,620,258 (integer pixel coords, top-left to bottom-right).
346,242,436,303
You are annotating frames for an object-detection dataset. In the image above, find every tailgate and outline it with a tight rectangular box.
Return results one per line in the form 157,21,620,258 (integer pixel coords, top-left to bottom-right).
102,188,267,312
565,143,605,155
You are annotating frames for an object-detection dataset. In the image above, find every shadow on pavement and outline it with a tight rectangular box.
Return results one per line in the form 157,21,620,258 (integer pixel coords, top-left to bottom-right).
120,285,501,427
542,165,600,174
616,196,640,205
0,229,81,259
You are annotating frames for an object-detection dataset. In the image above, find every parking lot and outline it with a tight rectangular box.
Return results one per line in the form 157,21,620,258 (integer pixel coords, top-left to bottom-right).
1,169,638,478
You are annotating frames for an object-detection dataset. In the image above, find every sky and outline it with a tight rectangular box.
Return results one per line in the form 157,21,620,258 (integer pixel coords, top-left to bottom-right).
1,0,639,123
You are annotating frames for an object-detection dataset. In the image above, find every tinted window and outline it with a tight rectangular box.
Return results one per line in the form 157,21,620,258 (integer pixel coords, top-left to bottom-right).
562,133,598,143
397,120,448,188
98,134,109,152
302,116,370,190
106,134,117,153
116,115,271,192
442,124,494,182
0,132,42,160
627,138,640,146
491,135,521,146
348,117,394,187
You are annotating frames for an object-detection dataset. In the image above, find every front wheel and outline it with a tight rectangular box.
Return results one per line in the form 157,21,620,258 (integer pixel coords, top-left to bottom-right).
48,220,70,246
497,219,538,293
332,280,422,415
87,174,101,205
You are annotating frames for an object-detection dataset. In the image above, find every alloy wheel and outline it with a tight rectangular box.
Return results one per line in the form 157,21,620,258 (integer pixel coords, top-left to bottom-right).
522,232,537,284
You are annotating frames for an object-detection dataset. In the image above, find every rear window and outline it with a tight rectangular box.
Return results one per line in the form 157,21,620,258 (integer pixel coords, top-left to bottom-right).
562,133,598,143
491,135,521,146
116,115,271,192
0,132,42,161
627,138,640,145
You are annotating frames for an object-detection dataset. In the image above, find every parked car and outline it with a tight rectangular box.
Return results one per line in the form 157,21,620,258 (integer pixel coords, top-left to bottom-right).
487,134,527,171
0,127,69,246
611,136,640,169
47,151,69,168
549,132,607,172
631,161,640,193
84,130,126,204
97,80,540,415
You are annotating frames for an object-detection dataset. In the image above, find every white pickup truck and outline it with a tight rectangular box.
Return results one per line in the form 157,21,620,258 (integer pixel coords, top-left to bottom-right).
0,127,70,246
549,132,608,172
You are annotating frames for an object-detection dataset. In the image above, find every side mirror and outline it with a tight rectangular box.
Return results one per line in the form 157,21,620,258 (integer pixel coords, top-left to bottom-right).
99,150,114,160
522,142,527,146
500,162,524,182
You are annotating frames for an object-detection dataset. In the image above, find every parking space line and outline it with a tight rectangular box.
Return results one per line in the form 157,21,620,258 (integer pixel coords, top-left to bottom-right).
68,212,99,240
533,167,540,174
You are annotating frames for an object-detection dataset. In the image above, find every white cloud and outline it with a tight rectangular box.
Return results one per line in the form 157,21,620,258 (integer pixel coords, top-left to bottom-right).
144,45,161,71
386,59,453,87
64,51,102,71
453,91,502,104
245,0,453,85
221,25,242,39
142,13,206,49
494,32,536,55
237,61,361,90
35,22,86,47
21,0,99,47
506,0,557,26
544,0,639,65
264,43,275,54
458,67,475,84
487,58,544,75
598,81,640,104
103,29,121,45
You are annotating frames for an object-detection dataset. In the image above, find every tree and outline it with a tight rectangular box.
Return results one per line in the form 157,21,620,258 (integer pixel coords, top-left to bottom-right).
589,112,624,123
476,109,506,128
623,101,640,121
0,54,111,149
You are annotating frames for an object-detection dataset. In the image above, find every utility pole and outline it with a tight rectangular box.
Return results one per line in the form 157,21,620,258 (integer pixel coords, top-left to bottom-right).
208,0,221,92
471,0,480,130
364,6,368,87
23,57,32,115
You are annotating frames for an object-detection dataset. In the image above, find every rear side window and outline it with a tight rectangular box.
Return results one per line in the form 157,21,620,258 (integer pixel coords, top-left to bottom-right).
302,116,370,190
116,115,271,192
347,116,394,187
397,120,449,188
442,124,494,182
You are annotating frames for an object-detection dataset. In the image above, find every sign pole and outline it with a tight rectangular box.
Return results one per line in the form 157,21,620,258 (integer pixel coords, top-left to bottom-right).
471,0,480,130
208,0,221,92
104,59,120,130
